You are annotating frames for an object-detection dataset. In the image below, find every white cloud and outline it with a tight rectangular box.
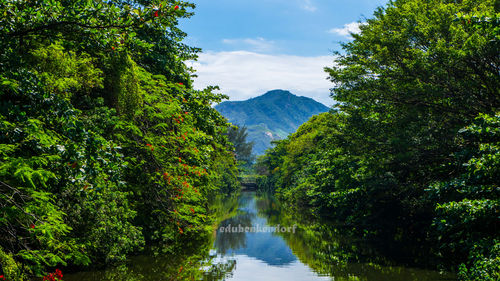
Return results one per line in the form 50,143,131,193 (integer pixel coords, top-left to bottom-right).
188,51,335,106
329,22,365,38
222,37,276,53
302,0,317,12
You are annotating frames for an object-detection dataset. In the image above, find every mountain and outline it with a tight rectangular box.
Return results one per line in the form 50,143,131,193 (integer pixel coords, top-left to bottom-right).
215,90,330,155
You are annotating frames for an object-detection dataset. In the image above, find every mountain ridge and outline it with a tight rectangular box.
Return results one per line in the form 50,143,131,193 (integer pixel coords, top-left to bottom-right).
215,90,329,155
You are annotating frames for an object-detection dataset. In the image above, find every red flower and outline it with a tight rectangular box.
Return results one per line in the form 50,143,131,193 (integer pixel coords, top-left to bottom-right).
111,46,115,50
178,82,183,85
174,5,180,10
55,269,63,279
42,272,59,281
178,157,182,163
0,275,4,279
190,207,195,214
30,223,35,229
154,10,159,17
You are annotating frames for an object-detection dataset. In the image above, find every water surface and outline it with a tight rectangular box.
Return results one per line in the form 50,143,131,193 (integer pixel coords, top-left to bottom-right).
64,191,456,281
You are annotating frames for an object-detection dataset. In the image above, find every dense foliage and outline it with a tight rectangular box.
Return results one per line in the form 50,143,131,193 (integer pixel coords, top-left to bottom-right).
257,0,499,279
0,0,239,279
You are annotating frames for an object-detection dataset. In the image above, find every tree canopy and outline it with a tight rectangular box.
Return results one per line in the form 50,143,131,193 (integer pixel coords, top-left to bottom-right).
257,0,499,279
0,0,239,279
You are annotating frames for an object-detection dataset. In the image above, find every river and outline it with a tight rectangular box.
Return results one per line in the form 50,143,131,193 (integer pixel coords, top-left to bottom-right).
64,191,456,281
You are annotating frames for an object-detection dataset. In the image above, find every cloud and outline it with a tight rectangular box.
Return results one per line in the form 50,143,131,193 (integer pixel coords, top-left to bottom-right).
329,22,365,38
302,0,317,12
222,37,276,53
188,51,335,106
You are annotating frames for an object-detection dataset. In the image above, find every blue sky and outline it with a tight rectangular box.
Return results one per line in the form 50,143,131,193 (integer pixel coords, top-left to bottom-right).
181,0,389,105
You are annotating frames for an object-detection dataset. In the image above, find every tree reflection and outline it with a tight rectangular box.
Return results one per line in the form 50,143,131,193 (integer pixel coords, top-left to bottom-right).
215,213,254,254
64,224,237,281
65,192,455,281
254,192,456,281
202,258,237,281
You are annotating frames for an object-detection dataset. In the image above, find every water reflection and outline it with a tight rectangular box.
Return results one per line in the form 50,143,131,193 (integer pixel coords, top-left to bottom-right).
64,192,456,281
207,192,339,280
252,192,457,281
208,192,456,281
214,192,296,266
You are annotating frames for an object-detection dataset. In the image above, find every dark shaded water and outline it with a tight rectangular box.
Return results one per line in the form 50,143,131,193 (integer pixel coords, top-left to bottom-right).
64,192,456,281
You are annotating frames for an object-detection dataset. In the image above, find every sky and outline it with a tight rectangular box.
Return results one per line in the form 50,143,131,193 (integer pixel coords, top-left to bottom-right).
180,0,389,106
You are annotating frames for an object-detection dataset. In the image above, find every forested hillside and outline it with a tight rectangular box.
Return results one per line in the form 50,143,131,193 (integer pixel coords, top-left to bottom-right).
216,90,329,155
256,0,499,280
0,1,238,280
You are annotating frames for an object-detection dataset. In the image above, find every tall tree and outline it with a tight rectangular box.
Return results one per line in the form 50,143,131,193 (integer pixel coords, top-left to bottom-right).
259,0,499,279
227,126,254,165
0,0,239,279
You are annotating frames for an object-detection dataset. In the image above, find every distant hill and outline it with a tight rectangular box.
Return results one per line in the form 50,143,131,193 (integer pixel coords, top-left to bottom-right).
215,90,330,155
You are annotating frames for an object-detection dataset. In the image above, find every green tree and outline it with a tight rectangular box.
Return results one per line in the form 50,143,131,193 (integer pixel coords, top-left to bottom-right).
0,0,239,279
227,126,254,166
258,0,499,278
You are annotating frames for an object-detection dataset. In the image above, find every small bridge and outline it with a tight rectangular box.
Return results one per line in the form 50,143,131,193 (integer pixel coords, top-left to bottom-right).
239,175,258,191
